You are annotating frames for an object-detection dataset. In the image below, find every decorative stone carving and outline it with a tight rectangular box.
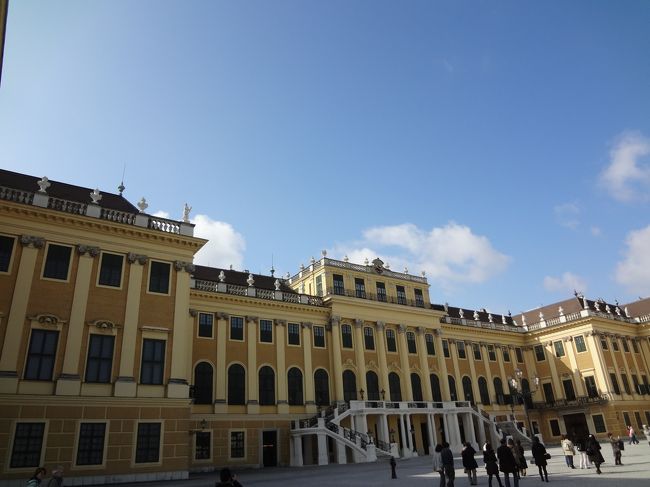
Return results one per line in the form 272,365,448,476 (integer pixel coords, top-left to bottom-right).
274,319,286,327
538,311,544,321
37,176,51,193
89,188,102,204
183,203,192,223
558,306,564,316
605,304,611,314
92,319,118,330
34,314,61,326
403,266,408,274
582,296,589,309
301,322,312,329
344,255,349,262
501,315,507,325
137,197,148,213
615,306,621,316
20,235,45,248
321,249,327,257
218,271,226,282
563,336,573,343
488,313,493,323
127,253,148,265
77,245,100,257
594,301,600,312
245,316,258,323
354,319,363,328
247,274,255,287
174,261,195,272
188,309,197,317
624,307,630,318
274,279,281,291
433,328,442,336
416,326,425,335
522,315,527,326
473,311,479,321
397,324,406,334
217,312,229,320
376,321,385,331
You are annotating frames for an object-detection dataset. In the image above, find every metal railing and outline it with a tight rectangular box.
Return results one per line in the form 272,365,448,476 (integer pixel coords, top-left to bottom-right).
326,287,426,308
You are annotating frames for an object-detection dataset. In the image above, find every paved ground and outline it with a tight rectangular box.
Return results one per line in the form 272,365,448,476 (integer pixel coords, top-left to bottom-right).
118,444,650,487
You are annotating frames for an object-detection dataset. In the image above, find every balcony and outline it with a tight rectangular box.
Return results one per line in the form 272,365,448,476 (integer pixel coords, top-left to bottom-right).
193,279,324,307
325,287,426,309
531,394,610,410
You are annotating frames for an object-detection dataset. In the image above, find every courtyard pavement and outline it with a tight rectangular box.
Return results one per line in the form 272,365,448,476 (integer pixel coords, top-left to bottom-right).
116,444,650,487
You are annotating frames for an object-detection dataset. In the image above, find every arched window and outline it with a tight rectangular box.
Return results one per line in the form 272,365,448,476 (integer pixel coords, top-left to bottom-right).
478,377,490,405
287,367,303,405
462,376,474,404
259,366,275,405
494,377,505,405
366,371,380,400
314,369,330,406
411,373,423,402
194,362,213,404
389,372,402,402
343,370,357,402
430,374,442,402
227,364,245,405
448,375,458,401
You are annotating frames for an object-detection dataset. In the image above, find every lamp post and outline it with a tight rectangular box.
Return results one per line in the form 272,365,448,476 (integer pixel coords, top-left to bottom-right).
508,369,539,437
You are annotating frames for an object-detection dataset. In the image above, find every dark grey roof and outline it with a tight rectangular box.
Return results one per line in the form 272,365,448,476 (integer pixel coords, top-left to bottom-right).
0,168,139,213
192,265,297,293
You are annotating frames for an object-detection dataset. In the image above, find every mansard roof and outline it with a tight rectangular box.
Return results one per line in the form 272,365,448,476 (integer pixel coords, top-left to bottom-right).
0,168,139,213
443,304,518,327
192,265,297,294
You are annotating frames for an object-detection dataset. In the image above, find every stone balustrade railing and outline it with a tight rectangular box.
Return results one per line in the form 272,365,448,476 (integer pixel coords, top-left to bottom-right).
192,279,325,307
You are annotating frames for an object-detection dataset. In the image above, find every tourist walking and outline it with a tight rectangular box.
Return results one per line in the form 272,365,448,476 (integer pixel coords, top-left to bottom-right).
575,437,591,469
496,438,519,487
441,442,456,487
586,434,605,474
389,456,397,479
560,434,576,468
461,442,478,485
215,468,243,487
483,443,503,487
643,424,650,446
627,425,639,445
27,468,46,487
46,466,64,487
433,444,445,487
530,436,549,482
608,432,623,465
513,440,527,477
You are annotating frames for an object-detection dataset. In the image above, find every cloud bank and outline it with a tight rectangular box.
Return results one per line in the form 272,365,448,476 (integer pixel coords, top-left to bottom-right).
616,225,650,296
543,272,587,295
600,132,650,202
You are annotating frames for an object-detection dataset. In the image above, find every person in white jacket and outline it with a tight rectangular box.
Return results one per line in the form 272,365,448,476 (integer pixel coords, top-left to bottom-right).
433,443,445,487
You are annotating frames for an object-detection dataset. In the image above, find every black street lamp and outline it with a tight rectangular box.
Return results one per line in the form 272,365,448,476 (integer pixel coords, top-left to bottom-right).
509,368,539,436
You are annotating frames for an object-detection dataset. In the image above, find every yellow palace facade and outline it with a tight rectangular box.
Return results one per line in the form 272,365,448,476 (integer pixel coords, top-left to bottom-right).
1,169,649,486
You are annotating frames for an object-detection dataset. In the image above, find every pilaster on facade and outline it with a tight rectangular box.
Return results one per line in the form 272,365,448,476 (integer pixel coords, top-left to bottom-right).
330,316,344,401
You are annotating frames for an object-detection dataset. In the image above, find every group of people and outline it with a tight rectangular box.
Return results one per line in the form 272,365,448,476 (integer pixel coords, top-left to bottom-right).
26,467,64,487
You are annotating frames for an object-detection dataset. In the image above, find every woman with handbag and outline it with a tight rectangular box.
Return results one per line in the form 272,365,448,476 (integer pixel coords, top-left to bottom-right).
483,443,503,487
586,434,605,474
531,436,549,482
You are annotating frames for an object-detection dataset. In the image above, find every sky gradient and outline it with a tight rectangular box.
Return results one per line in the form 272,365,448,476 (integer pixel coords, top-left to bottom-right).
1,1,649,314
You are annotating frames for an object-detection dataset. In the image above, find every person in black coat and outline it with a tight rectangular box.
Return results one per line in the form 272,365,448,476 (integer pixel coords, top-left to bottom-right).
586,434,605,474
530,436,549,482
496,438,519,487
461,442,479,485
483,443,504,487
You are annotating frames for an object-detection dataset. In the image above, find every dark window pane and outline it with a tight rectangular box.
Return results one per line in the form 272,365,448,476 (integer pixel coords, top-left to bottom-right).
426,334,435,355
288,368,303,405
230,316,244,341
355,278,366,298
10,423,45,468
135,423,161,463
386,329,397,352
341,324,353,348
364,327,374,350
259,366,275,405
43,244,72,280
407,332,416,354
414,288,424,307
260,319,273,343
313,326,325,348
230,431,245,458
98,253,123,287
140,339,165,385
198,313,213,338
76,423,106,465
396,286,407,305
194,362,213,404
148,261,170,294
85,335,114,383
288,323,300,345
227,364,245,405
195,432,211,460
314,369,330,406
24,330,59,381
376,282,387,302
0,235,15,272
333,274,345,295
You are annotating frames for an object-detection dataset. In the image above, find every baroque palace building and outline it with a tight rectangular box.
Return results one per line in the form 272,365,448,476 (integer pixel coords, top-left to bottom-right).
1,168,650,485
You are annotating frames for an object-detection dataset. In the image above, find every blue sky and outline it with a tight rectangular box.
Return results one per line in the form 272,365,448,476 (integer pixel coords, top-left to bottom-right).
1,1,649,314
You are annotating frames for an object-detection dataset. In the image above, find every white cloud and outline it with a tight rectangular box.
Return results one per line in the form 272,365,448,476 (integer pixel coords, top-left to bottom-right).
615,225,650,295
590,226,602,237
334,223,510,287
543,272,587,295
152,210,170,218
192,214,246,269
554,202,580,229
600,131,650,202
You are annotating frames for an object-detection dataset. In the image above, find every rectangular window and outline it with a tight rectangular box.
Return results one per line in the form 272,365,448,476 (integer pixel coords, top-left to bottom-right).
634,411,643,430
148,261,170,294
135,423,161,463
646,411,650,425
85,335,115,383
414,288,424,307
549,419,561,436
230,431,245,459
376,282,387,302
288,323,300,345
574,335,587,353
0,235,15,272
43,244,72,280
562,379,576,401
140,339,165,385
426,334,435,355
396,285,407,305
554,341,565,357
313,326,325,348
642,375,649,395
406,331,417,354
10,423,45,468
76,423,106,466
24,329,59,381
600,337,608,350
198,313,214,338
534,344,545,361
488,345,496,361
457,341,466,359
355,278,366,298
585,376,598,398
333,274,345,295
621,373,631,395
195,431,211,460
502,348,511,362
386,329,397,352
341,324,353,348
259,319,273,343
442,339,450,358
632,340,640,354
98,253,123,287
610,372,621,395
363,327,374,350
473,343,481,360
612,339,619,352
315,274,323,297
230,316,244,341
622,339,629,353
543,382,555,404
623,412,632,428
592,414,607,433
515,347,524,363
632,374,640,394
